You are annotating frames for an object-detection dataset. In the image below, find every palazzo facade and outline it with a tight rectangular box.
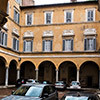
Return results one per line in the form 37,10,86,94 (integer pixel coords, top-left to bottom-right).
0,0,100,88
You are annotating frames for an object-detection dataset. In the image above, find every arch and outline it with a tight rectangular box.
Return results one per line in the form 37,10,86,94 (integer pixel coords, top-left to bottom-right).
20,61,36,79
0,56,7,85
38,60,56,83
80,61,99,88
0,56,7,66
8,60,17,85
58,61,77,85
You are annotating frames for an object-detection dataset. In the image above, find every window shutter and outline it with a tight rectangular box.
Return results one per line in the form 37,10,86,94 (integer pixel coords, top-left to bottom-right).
2,33,4,45
13,38,15,49
50,40,52,51
93,38,96,50
23,40,26,51
5,34,7,46
14,10,17,22
71,39,73,51
63,40,65,51
29,14,32,25
84,38,87,51
31,40,33,52
27,14,29,25
17,40,19,51
43,40,45,51
18,13,20,24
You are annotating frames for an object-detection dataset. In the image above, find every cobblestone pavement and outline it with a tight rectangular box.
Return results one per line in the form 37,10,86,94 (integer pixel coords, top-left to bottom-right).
0,87,66,99
0,87,16,99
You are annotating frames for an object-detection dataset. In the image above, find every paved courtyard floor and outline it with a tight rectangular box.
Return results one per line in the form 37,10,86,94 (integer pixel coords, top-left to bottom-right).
0,87,99,99
0,87,66,99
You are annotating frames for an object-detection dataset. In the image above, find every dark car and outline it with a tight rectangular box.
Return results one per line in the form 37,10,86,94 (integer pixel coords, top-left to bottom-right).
2,84,58,100
55,81,67,90
60,89,100,100
15,78,27,87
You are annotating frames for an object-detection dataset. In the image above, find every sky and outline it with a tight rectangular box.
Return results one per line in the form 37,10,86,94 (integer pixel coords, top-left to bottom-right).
34,0,87,5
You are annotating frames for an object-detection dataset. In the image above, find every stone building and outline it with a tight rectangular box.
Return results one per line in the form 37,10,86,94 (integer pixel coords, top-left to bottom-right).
0,0,100,88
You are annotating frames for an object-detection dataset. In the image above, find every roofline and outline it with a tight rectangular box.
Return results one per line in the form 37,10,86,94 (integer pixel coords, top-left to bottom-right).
20,1,98,9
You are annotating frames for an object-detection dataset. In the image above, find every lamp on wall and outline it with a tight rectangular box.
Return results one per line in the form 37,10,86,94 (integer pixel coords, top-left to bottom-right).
18,57,21,62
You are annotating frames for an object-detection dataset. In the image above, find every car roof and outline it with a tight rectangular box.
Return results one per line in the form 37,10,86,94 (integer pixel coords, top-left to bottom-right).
21,83,53,88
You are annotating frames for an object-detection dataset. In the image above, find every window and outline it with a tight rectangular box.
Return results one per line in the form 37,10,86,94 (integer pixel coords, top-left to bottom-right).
84,37,96,51
0,31,7,47
63,39,73,51
26,13,33,25
23,40,33,52
7,1,9,14
45,12,53,24
86,9,95,22
43,40,52,52
64,10,74,23
15,0,20,4
12,37,19,51
14,9,20,24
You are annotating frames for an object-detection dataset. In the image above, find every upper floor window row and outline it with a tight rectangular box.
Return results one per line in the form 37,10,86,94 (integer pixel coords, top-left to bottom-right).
25,8,96,26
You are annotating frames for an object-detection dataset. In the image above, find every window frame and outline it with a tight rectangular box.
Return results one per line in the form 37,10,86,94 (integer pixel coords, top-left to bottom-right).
84,37,96,51
86,8,95,22
43,40,53,52
23,40,33,52
44,11,53,24
12,37,19,51
14,8,20,24
63,39,73,51
25,13,33,26
0,31,7,47
64,9,74,23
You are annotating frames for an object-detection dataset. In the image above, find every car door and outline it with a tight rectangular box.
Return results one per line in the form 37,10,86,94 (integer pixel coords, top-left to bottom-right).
42,86,52,100
48,86,58,100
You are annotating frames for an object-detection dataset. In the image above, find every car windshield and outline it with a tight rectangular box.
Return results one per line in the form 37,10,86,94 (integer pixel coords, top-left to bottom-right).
56,81,63,84
13,86,43,97
65,96,88,100
71,82,79,85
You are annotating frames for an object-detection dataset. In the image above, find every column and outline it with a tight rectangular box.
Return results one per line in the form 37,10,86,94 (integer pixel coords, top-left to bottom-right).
77,69,79,82
17,69,20,80
35,69,38,81
56,69,59,82
5,67,9,86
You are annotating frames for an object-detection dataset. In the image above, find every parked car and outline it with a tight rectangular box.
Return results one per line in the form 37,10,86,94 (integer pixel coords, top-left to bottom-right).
70,81,81,89
26,79,40,84
55,81,67,90
60,89,100,100
1,84,58,100
15,78,27,87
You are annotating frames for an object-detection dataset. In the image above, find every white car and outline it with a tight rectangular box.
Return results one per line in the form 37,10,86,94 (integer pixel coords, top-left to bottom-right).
26,79,38,84
70,81,81,89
